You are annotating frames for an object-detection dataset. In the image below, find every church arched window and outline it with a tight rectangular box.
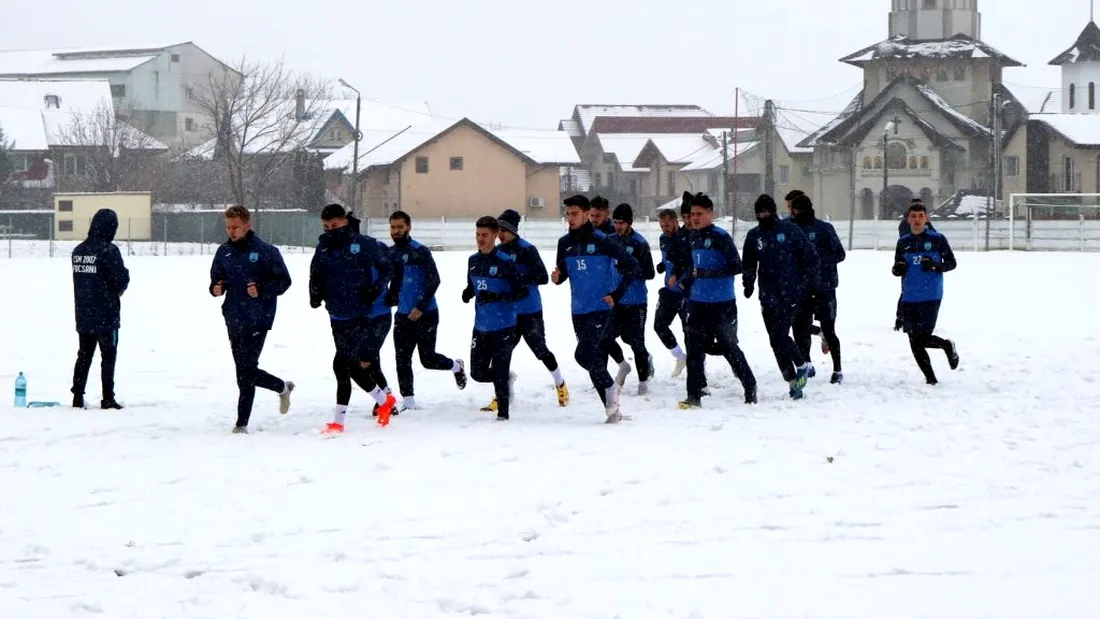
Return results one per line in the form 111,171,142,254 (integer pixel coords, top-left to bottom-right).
863,156,873,169
874,156,882,169
909,156,919,169
1070,84,1076,109
886,142,908,169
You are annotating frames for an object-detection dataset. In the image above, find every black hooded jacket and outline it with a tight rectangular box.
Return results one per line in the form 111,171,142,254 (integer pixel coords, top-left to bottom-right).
71,209,130,333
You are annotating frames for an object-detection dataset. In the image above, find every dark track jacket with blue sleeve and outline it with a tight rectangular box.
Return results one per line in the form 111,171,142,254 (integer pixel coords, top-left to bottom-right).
495,236,547,316
791,217,846,292
658,226,691,295
742,219,819,307
462,249,527,332
388,237,440,316
308,225,393,321
613,229,655,306
685,223,741,305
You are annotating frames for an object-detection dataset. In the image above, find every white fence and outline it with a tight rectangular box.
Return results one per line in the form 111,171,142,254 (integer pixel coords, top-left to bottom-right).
4,216,1099,258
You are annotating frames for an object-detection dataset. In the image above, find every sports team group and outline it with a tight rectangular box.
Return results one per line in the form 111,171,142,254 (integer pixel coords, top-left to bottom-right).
66,190,960,433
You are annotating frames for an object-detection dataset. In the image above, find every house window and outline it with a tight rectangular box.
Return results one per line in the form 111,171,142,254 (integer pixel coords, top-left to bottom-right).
602,153,615,164
874,156,882,169
909,156,918,169
63,154,86,175
923,0,936,7
667,171,676,194
862,156,872,168
415,156,429,174
185,118,195,131
1064,156,1075,191
885,142,908,169
954,66,966,80
936,69,948,81
1070,84,1076,109
170,53,180,62
1090,83,1095,109
919,156,929,169
595,172,602,186
1005,155,1020,177
10,154,28,172
779,165,790,184
58,220,73,232
450,156,464,170
44,94,60,108
110,84,125,98
58,200,73,212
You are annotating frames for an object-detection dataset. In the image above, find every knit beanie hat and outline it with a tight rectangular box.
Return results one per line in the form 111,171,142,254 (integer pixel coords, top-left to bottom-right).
497,209,521,235
680,191,694,216
612,203,633,224
754,194,778,215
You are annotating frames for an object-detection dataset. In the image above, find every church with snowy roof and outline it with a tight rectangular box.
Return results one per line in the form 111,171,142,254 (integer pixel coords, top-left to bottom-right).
800,0,1028,220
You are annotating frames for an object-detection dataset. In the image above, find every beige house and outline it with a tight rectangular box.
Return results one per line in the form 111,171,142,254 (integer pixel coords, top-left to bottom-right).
324,118,580,219
54,191,152,240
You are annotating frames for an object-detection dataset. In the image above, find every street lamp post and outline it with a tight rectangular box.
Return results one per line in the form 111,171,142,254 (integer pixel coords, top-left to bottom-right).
338,78,363,211
882,114,901,221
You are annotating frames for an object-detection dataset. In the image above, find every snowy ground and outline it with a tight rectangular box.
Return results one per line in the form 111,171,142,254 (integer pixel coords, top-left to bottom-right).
1,248,1098,618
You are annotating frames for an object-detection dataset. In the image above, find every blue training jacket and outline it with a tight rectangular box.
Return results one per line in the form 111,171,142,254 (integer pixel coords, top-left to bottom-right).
464,248,527,332
742,219,819,307
685,223,742,304
895,229,956,303
553,222,641,316
611,229,655,306
496,236,547,316
388,237,440,315
658,226,691,295
308,225,393,321
369,238,393,319
209,230,292,330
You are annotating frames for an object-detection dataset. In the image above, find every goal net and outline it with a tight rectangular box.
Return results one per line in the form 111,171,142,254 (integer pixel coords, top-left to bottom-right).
1008,193,1100,251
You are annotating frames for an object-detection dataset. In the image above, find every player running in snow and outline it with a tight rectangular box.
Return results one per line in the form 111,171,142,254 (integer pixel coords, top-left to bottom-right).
587,196,632,383
70,208,130,410
678,193,757,409
552,195,641,423
742,194,818,400
654,203,692,378
483,209,569,411
386,211,467,409
788,194,846,384
363,234,399,420
462,217,528,421
209,205,295,434
892,201,959,384
609,203,655,394
895,198,936,331
308,204,397,434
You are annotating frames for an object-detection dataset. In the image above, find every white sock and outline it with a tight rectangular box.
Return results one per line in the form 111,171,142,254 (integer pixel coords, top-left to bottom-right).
452,360,462,373
551,368,564,386
404,396,416,409
369,388,388,406
671,345,686,361
332,405,347,425
619,361,630,371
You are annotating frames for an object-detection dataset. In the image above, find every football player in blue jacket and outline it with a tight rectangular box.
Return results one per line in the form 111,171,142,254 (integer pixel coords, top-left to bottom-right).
893,201,960,384
588,195,631,382
653,203,692,378
209,205,294,433
788,195,846,384
552,195,641,423
386,211,467,409
491,209,569,410
608,203,655,394
461,217,528,420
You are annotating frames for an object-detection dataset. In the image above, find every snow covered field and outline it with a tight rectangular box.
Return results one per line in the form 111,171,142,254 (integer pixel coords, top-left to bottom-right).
1,248,1098,618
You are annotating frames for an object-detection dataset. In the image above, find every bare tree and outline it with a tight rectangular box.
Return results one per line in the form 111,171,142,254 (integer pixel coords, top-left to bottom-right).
184,57,332,208
54,101,167,192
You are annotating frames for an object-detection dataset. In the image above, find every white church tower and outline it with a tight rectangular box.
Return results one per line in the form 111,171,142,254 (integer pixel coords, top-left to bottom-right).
1049,14,1100,114
888,0,980,41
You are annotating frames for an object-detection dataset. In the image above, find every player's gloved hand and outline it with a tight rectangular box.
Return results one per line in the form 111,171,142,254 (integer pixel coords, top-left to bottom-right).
656,262,666,274
744,284,754,298
920,256,940,272
462,287,474,303
892,261,908,277
309,296,322,309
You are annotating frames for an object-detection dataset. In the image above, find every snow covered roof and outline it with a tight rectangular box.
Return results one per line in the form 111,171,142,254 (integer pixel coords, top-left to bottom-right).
679,141,760,172
0,78,163,150
1050,21,1100,65
560,166,592,192
913,83,990,136
797,92,866,148
839,34,1023,68
632,134,717,168
324,118,580,173
1028,89,1063,113
570,105,713,136
320,98,432,138
1031,113,1100,147
559,118,583,138
592,134,655,172
0,48,159,76
776,126,814,154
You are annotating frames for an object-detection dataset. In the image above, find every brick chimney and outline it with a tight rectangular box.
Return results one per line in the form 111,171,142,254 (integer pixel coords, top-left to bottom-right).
295,89,305,120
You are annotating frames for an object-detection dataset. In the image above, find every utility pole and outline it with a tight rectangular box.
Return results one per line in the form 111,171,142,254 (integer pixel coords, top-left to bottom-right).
987,89,1001,251
722,130,731,218
338,78,363,211
763,99,775,198
732,88,740,224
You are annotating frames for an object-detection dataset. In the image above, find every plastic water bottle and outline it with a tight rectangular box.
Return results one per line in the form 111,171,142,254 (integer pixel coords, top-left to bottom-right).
14,372,27,407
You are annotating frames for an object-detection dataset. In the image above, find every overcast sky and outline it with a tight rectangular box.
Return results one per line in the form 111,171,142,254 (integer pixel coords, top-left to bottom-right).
0,0,1094,131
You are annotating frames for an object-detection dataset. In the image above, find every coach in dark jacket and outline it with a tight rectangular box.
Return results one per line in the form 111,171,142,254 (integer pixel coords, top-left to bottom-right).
210,205,294,433
71,208,130,409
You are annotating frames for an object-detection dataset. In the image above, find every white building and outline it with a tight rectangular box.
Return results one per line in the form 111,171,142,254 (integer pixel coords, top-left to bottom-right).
0,42,237,149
